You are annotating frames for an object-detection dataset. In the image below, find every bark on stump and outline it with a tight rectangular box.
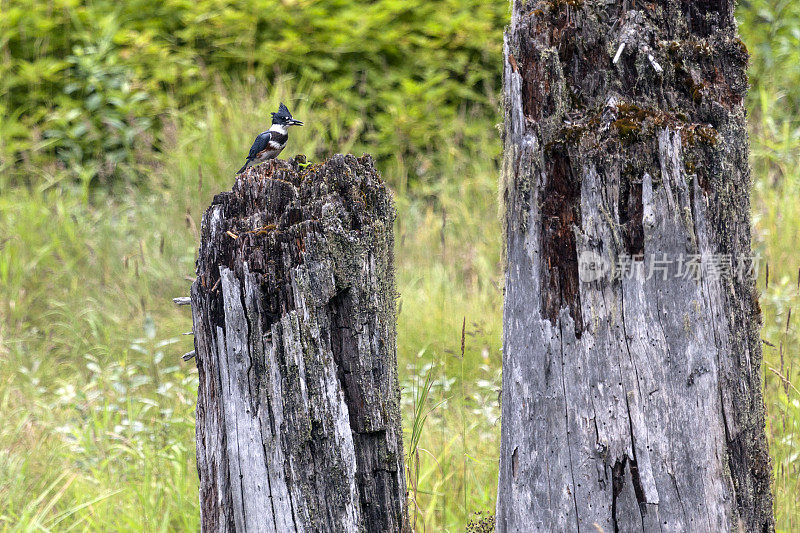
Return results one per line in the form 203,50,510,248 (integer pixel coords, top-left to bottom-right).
190,155,407,532
497,2,773,532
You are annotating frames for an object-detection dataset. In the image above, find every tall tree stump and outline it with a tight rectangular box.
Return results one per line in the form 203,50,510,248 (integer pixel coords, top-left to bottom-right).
497,2,773,532
190,155,407,532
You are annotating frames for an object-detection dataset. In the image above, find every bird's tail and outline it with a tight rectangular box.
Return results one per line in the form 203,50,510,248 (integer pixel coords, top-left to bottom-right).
236,161,249,174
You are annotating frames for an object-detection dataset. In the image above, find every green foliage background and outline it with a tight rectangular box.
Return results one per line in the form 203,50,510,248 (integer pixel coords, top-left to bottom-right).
2,0,800,531
0,0,505,183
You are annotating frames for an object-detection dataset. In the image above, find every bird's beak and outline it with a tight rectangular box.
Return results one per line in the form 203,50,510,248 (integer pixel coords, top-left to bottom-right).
290,119,304,126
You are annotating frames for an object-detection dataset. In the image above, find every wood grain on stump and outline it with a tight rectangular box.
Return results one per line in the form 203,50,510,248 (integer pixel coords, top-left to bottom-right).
497,2,773,532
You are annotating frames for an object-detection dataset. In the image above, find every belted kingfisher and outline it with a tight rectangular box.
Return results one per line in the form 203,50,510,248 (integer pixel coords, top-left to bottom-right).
237,103,303,174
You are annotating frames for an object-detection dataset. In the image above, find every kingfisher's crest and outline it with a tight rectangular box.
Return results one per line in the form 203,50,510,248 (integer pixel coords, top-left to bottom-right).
272,102,292,121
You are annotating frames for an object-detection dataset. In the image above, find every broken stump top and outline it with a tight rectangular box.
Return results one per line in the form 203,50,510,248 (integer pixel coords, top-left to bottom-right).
196,154,395,331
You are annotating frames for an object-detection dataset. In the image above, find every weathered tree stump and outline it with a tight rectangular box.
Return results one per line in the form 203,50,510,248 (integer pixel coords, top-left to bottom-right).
190,155,407,532
497,2,773,532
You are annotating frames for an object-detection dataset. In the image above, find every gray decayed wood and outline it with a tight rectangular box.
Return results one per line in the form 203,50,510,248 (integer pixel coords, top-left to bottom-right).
190,155,407,532
497,2,773,532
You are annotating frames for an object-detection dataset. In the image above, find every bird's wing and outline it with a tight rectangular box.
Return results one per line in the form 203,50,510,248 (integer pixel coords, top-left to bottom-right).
247,131,272,159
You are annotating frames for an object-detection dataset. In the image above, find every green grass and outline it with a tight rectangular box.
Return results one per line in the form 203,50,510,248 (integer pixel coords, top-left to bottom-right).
0,83,504,531
751,98,800,532
2,11,800,530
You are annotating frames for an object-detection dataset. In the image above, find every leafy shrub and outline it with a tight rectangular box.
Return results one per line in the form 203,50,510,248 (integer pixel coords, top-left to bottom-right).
1,0,508,185
43,30,156,181
738,0,800,111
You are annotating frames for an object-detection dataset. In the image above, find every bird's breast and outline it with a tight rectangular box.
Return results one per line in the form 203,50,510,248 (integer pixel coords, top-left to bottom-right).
255,145,284,162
